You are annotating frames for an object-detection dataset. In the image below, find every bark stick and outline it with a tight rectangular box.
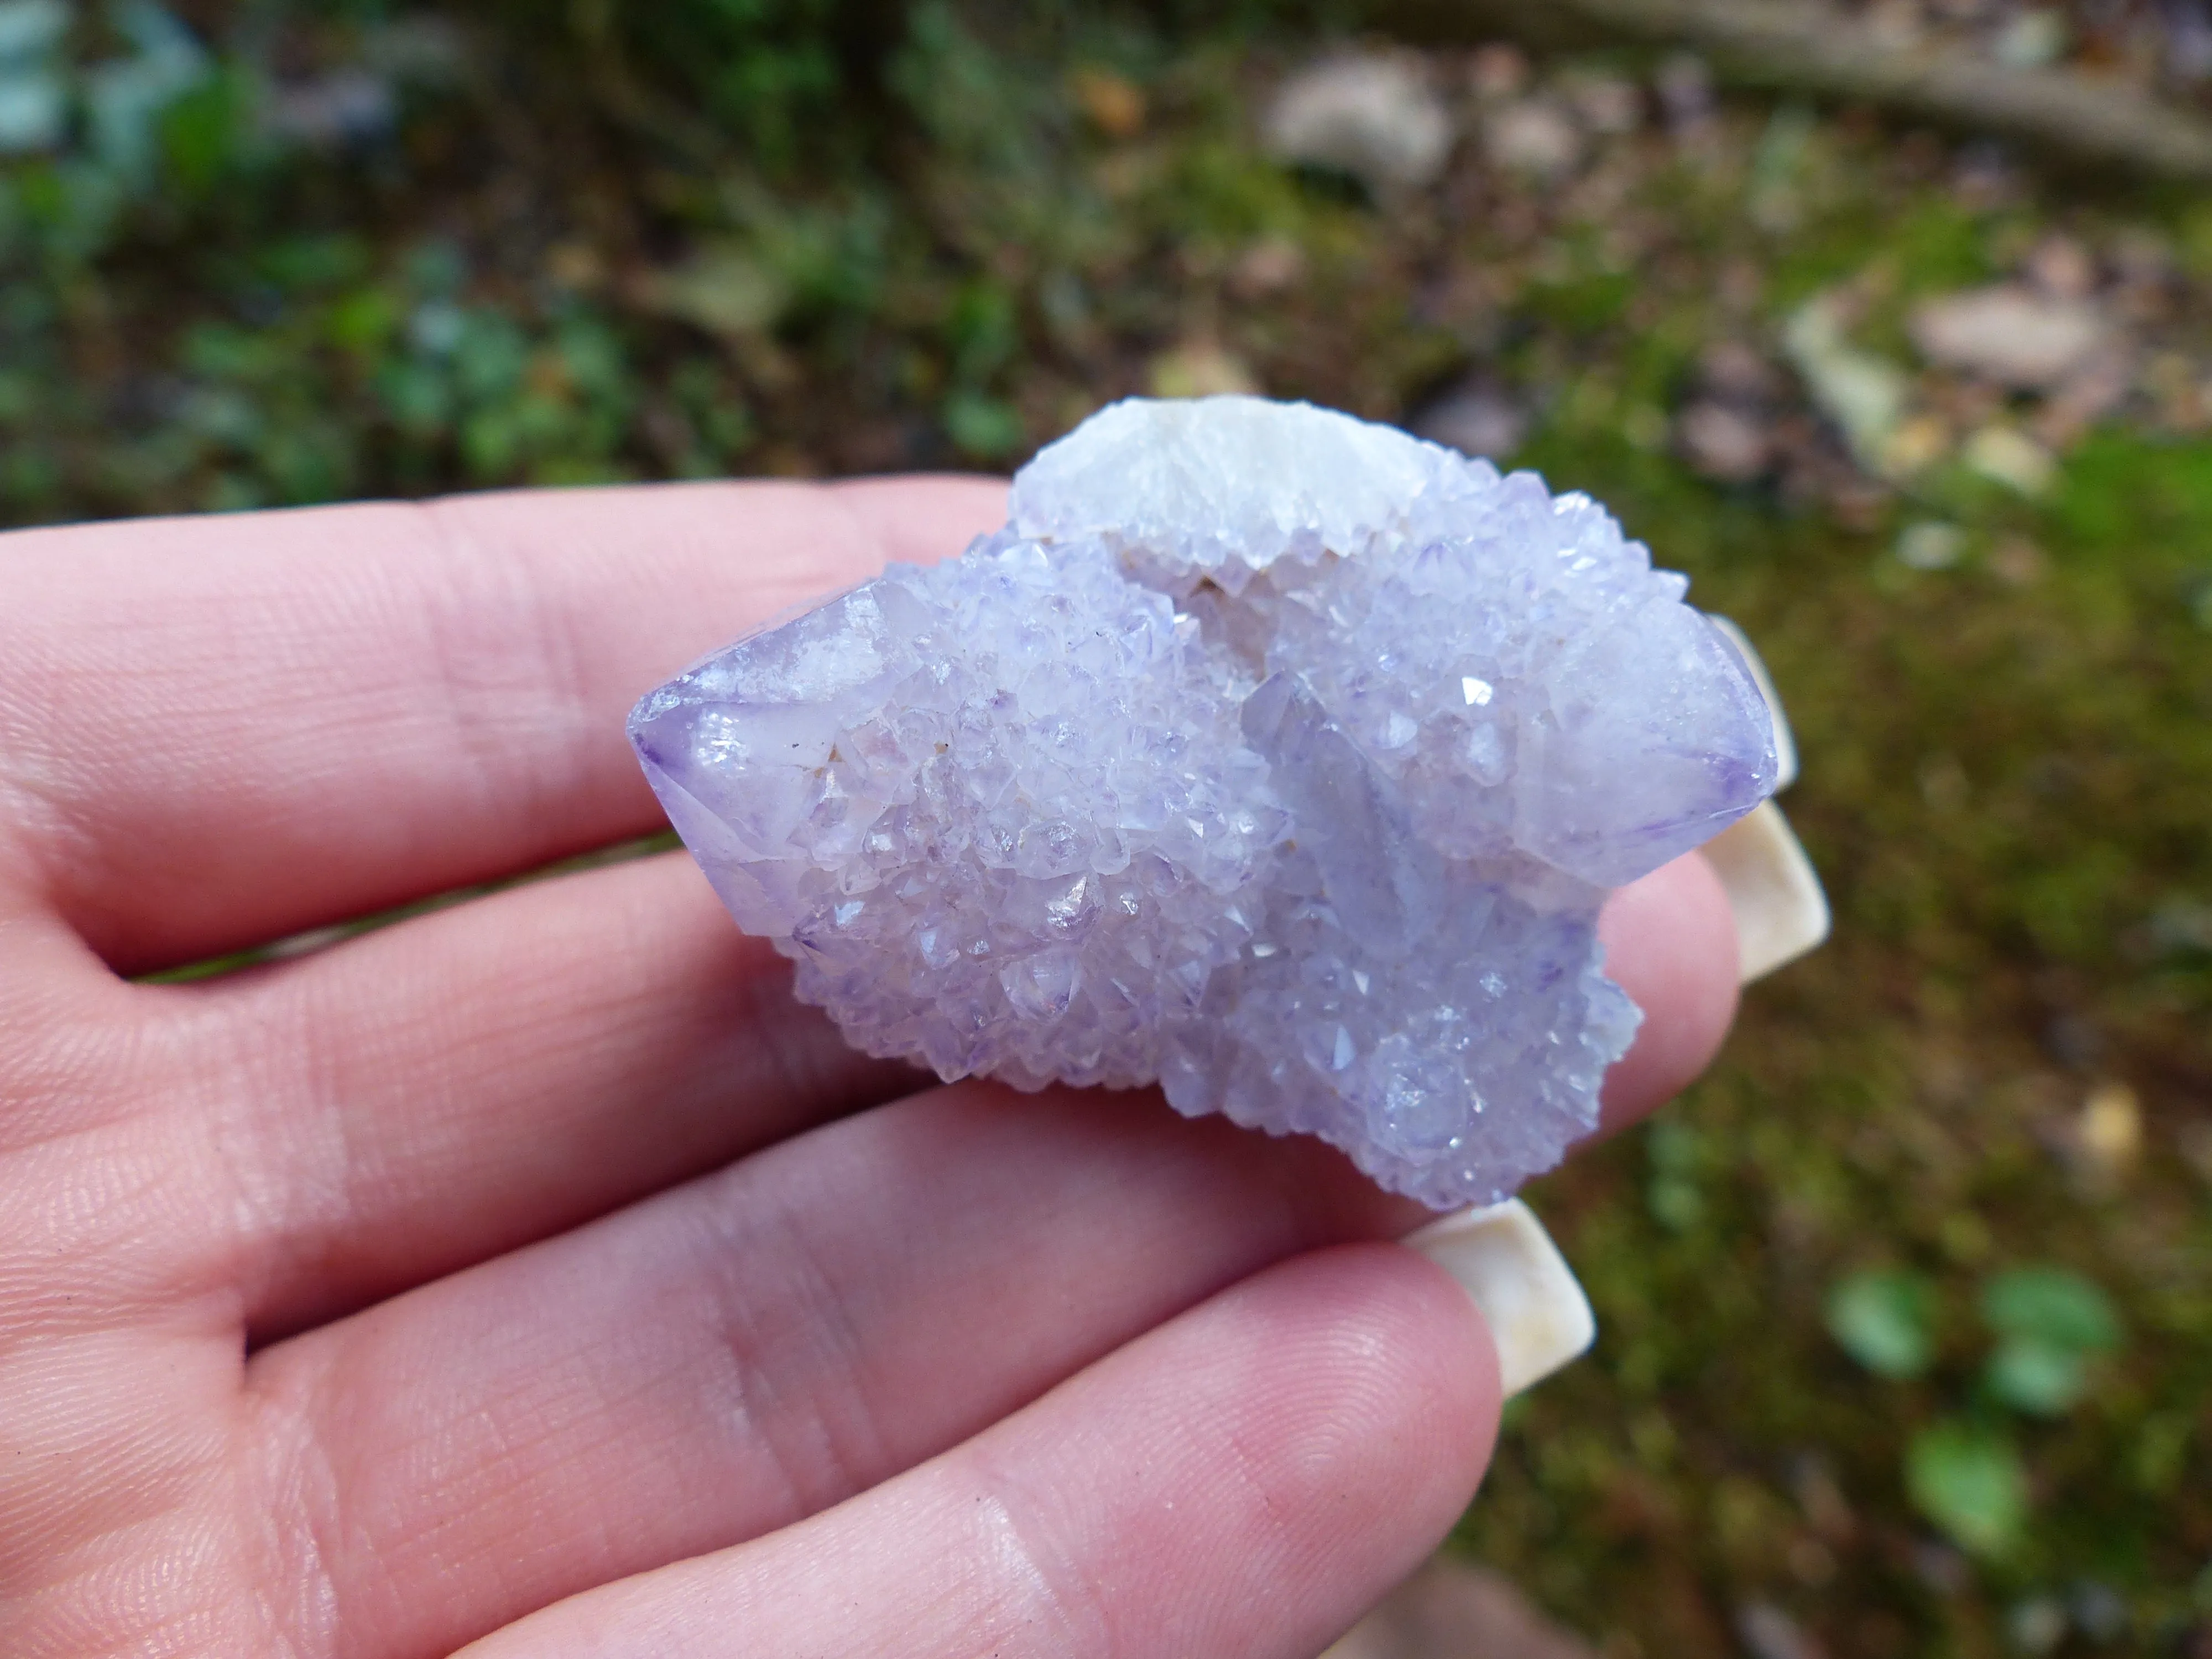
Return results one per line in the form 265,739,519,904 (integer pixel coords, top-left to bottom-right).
1376,0,2212,181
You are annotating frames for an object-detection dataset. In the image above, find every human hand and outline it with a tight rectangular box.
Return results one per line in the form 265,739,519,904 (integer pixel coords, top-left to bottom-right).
0,479,1739,1658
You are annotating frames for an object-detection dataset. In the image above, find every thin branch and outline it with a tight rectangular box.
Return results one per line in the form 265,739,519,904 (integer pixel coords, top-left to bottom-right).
1375,0,2212,181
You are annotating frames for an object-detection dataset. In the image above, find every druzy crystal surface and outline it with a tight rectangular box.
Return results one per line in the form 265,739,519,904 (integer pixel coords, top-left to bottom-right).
630,397,1777,1207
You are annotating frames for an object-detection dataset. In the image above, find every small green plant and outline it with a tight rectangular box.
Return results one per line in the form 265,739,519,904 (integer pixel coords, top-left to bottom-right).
1906,1420,2029,1561
1825,1267,1938,1379
1643,1117,1707,1231
1979,1267,2123,1418
1828,1262,2126,1559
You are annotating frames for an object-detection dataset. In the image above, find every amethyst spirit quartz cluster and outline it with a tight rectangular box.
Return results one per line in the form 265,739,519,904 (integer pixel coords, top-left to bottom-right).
629,397,1777,1208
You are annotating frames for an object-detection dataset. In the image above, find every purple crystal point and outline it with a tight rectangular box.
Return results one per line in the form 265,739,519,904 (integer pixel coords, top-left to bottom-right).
631,397,1777,1207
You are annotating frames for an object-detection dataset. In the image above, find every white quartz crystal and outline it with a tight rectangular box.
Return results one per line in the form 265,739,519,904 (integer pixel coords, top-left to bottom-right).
632,397,1777,1207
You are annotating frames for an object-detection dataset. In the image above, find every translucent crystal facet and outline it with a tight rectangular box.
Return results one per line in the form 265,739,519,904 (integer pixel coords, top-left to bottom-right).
630,396,1777,1207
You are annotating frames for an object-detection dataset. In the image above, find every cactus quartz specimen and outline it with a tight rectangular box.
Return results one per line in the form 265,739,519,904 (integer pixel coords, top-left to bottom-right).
630,397,1777,1207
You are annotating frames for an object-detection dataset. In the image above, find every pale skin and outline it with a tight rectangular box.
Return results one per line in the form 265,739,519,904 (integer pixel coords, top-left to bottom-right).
0,478,1741,1659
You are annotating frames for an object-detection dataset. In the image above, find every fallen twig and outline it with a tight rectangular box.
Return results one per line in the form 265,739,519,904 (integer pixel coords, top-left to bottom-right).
1375,0,2212,181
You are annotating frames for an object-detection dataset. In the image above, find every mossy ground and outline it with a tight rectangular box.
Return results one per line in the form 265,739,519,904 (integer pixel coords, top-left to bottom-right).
8,4,2209,1653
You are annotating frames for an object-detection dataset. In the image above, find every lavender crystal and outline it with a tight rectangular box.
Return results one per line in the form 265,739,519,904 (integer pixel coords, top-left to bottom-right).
630,397,1776,1207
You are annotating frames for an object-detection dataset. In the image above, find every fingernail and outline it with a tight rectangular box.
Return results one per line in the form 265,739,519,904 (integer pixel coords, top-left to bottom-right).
1702,799,1830,984
1707,613,1797,791
1403,1199,1595,1397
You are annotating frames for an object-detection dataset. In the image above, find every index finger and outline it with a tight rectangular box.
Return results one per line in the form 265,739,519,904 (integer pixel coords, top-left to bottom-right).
0,477,1008,973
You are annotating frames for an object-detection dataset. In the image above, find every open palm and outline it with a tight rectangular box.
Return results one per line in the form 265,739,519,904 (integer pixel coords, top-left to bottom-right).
0,478,1739,1658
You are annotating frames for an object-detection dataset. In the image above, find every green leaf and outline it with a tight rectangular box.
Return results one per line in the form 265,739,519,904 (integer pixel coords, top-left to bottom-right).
1646,1175,1704,1232
86,1,211,184
0,0,69,62
1827,1269,1938,1379
159,68,253,195
945,278,1019,384
327,289,401,357
943,389,1022,460
1907,1421,2028,1558
1985,1338,2088,1416
1645,1119,1707,1230
1981,1268,2121,1355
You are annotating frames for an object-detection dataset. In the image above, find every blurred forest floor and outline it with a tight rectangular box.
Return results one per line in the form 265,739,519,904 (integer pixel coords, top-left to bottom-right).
3,2,2209,1655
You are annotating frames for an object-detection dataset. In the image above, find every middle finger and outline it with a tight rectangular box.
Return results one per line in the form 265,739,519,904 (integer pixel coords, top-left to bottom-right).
189,850,917,1340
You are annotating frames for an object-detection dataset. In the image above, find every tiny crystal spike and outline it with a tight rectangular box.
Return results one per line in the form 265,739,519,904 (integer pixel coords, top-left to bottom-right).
1698,611,1828,982
632,397,1780,1208
1706,612,1797,790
